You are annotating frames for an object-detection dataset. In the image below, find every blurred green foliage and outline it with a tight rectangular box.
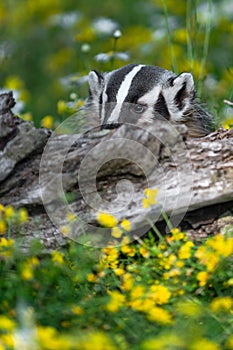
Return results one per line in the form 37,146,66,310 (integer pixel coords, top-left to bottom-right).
0,0,233,126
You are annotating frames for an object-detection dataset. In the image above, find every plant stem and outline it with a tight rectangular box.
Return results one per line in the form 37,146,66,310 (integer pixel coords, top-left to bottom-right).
186,0,194,68
198,0,212,95
162,0,178,73
161,209,173,232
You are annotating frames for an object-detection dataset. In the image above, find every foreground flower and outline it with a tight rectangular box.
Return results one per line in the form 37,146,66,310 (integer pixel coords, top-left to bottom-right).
111,226,123,238
147,306,173,324
149,284,171,305
97,212,118,228
121,219,131,232
0,220,6,235
210,296,233,313
196,271,209,287
51,250,64,264
41,115,54,129
142,188,158,208
106,291,125,312
189,338,220,350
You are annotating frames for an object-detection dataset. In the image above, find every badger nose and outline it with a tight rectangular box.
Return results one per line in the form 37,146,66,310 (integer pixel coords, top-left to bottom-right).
100,122,122,130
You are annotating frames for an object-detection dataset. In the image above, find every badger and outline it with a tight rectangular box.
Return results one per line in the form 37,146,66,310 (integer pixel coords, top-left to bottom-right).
86,63,213,138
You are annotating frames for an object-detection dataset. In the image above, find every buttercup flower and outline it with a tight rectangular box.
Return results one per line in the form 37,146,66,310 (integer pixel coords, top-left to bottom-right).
142,188,158,208
97,212,118,228
196,271,209,287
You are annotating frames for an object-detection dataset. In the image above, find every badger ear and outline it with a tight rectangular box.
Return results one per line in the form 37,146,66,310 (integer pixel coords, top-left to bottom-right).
163,72,196,121
171,72,195,109
88,70,105,101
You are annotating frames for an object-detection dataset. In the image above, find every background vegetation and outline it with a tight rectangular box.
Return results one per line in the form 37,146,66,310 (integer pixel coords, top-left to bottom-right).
0,0,233,127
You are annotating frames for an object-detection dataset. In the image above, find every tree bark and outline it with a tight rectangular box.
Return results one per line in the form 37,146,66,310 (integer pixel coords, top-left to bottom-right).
0,92,233,251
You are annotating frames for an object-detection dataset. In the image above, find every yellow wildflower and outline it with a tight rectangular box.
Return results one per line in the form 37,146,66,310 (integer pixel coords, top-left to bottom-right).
121,219,131,232
41,115,53,129
66,212,76,222
113,267,125,276
0,237,15,258
210,296,233,313
121,235,130,245
142,333,184,350
173,27,188,44
60,225,70,236
0,237,14,247
28,256,40,266
18,208,28,223
176,260,184,268
129,297,154,312
111,226,123,238
75,99,85,108
57,100,67,114
176,299,202,317
20,112,32,121
71,305,84,315
207,234,233,258
121,273,134,291
139,246,150,258
0,203,5,212
106,291,125,312
102,247,119,265
196,271,209,286
222,117,233,130
195,247,220,272
37,326,72,349
0,220,6,235
5,75,24,90
1,334,14,348
51,250,64,264
178,241,194,259
147,306,172,324
130,285,145,299
170,228,185,241
226,278,233,286
121,244,135,257
189,338,220,350
149,285,171,304
0,315,15,332
142,188,158,208
226,335,233,349
97,212,118,228
21,265,33,281
87,273,97,283
4,206,15,220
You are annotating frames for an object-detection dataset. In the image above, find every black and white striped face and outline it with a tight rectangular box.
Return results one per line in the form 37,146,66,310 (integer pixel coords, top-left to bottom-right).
88,64,196,129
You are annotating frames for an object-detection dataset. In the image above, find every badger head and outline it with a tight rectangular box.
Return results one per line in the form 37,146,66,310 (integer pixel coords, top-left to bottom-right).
87,64,211,137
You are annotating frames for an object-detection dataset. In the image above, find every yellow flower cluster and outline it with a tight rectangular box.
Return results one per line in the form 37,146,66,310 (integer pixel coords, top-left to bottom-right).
142,188,158,209
52,250,65,264
21,256,40,281
222,117,233,130
96,212,131,239
195,234,233,286
0,203,28,236
0,237,15,259
41,115,54,129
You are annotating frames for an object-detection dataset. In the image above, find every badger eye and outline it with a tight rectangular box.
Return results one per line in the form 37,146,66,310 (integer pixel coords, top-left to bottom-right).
131,104,146,114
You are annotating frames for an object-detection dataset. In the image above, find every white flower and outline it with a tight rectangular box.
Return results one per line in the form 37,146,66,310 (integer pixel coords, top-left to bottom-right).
81,43,91,53
93,17,119,35
113,30,122,39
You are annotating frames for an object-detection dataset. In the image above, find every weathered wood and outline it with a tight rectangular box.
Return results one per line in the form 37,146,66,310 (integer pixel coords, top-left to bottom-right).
0,92,233,250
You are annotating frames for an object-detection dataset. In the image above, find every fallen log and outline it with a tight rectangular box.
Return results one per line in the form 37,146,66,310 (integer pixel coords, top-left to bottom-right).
0,92,233,251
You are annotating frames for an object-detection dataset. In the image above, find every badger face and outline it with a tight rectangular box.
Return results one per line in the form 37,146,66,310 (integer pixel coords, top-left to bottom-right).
87,63,211,136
